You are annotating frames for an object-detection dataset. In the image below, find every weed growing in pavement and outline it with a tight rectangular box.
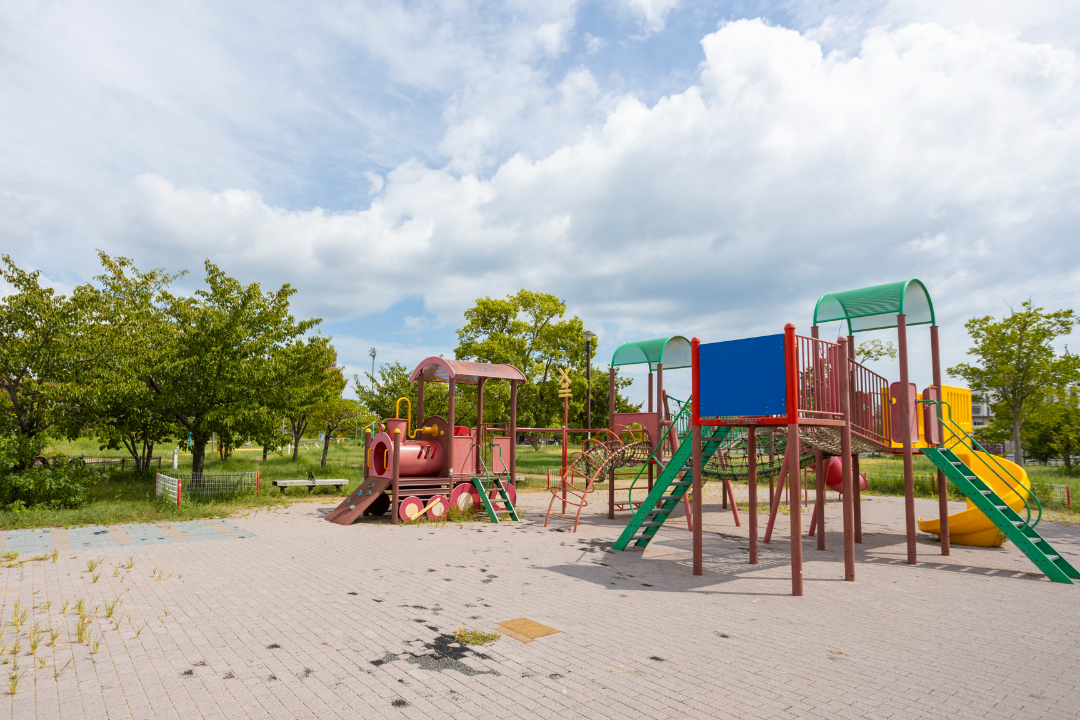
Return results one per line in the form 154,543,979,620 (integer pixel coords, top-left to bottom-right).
1,552,18,561
104,596,123,618
50,549,58,563
54,659,71,678
7,666,20,694
40,601,50,613
92,573,100,583
453,627,501,645
11,604,26,628
61,600,69,613
75,621,88,644
48,628,59,646
37,658,45,670
86,557,102,573
124,557,134,569
9,638,20,656
89,635,101,654
113,567,121,578
28,637,38,656
135,626,143,639
74,599,84,615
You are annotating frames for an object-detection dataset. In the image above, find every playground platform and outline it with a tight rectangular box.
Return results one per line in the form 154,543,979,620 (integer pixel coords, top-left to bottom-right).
1,492,1078,719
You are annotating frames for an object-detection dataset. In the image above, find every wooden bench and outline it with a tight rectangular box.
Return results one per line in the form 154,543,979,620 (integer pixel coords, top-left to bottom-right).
272,478,347,495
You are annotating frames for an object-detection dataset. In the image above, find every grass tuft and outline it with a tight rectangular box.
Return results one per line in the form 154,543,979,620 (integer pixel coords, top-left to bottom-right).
453,627,500,646
104,596,123,618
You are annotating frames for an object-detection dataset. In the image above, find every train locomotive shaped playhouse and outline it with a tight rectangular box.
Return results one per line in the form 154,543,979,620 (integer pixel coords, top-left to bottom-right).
327,279,1079,594
326,357,525,526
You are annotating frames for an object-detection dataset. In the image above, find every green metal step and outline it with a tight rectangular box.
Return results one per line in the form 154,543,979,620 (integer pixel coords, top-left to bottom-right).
473,476,519,523
613,424,733,551
923,447,1078,584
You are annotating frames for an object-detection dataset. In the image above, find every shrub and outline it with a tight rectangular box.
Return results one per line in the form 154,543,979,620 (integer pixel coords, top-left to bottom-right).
0,456,92,510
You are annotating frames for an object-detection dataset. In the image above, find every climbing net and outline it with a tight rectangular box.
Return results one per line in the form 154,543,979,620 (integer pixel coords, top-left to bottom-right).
703,427,816,481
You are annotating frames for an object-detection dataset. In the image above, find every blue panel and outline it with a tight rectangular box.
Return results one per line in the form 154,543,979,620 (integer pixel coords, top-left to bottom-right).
698,334,787,418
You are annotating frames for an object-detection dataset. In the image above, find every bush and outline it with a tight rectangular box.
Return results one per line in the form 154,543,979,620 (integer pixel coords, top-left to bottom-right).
0,456,93,510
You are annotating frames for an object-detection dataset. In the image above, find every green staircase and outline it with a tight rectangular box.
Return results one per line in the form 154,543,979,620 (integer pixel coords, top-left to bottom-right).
473,476,519,523
923,447,1079,584
613,424,732,550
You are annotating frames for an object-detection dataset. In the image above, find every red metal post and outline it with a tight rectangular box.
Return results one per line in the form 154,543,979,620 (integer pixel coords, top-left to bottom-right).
391,429,401,525
748,429,758,564
255,470,260,496
417,379,425,423
476,377,485,474
930,324,950,555
176,477,182,509
657,360,664,467
447,377,456,480
814,450,825,549
562,394,569,514
853,453,862,543
838,338,856,582
897,314,917,565
787,423,803,596
510,379,518,488
693,421,703,576
648,370,654,493
609,368,616,519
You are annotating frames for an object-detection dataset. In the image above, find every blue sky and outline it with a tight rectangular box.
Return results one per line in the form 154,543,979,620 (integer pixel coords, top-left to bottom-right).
3,0,1080,407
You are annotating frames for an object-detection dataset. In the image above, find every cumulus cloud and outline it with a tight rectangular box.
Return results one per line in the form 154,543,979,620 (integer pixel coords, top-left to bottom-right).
102,16,1080,384
4,3,1080,388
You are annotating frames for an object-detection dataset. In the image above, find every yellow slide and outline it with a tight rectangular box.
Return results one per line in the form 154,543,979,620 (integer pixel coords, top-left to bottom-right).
917,446,1033,547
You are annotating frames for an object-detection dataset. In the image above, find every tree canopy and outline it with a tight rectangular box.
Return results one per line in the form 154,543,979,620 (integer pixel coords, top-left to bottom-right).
949,301,1080,465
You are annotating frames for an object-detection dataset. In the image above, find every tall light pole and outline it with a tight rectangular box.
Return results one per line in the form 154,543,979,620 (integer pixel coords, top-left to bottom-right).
369,347,377,386
584,330,597,438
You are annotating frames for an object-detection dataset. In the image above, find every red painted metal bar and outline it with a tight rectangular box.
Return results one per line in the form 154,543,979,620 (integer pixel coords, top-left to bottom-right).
691,338,701,426
762,452,789,544
748,428,758,564
391,429,401,525
838,338,856,582
853,453,862,543
814,450,825,547
692,414,703,577
931,324,950,555
788,422,803,596
510,379,518,488
608,368,616,519
897,314,917,565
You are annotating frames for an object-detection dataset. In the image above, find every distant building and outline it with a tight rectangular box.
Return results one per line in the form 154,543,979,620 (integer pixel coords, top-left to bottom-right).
971,397,992,429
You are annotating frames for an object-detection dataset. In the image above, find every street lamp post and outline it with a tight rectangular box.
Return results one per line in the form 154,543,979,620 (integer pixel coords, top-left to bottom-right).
369,347,377,386
584,330,597,439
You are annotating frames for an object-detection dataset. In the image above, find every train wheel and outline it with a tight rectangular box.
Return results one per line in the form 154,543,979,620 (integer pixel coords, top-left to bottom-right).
426,495,449,520
399,496,425,522
449,484,475,512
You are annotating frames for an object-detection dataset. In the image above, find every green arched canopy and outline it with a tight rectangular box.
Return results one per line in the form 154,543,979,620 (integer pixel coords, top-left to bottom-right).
611,336,692,372
813,279,935,334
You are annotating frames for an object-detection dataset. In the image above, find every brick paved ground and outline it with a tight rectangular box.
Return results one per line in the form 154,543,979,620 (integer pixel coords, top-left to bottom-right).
0,487,1078,720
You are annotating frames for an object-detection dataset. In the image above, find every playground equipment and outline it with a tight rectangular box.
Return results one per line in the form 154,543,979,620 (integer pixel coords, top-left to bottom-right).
609,279,1078,592
544,426,654,531
326,358,525,525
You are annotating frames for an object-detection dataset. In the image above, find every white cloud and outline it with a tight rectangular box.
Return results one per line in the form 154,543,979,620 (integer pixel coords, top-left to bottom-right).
617,0,681,33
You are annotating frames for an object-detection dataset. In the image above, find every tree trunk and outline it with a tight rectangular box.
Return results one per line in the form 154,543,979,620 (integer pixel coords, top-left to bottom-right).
262,445,268,461
1013,408,1023,466
191,437,208,476
321,430,331,470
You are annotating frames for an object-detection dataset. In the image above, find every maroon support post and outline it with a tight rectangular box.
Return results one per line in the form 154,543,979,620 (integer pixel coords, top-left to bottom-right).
648,371,654,493
692,420,703,576
838,338,856,582
931,324,950,555
608,367,616,519
748,428,758,564
510,380,518,487
848,332,863,542
897,314,917,565
476,377,485,473
787,423,803,596
447,377,456,480
814,450,825,549
391,429,401,525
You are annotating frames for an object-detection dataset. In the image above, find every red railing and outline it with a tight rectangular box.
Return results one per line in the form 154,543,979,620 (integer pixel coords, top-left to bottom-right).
794,334,890,444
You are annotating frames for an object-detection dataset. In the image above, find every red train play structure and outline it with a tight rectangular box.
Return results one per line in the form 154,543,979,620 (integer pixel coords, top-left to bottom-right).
326,357,525,525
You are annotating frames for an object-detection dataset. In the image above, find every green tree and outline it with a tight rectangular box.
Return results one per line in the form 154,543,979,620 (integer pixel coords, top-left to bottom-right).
89,255,184,473
273,337,344,461
855,339,898,363
0,255,114,469
310,397,370,469
139,261,320,475
355,362,448,427
1022,394,1080,472
949,301,1080,465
